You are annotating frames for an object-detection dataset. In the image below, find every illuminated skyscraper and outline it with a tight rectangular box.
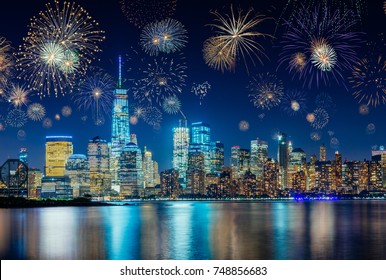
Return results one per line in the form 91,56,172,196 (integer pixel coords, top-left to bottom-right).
372,148,386,188
231,146,250,178
88,136,111,196
19,148,28,165
119,142,144,197
65,154,89,197
320,144,327,161
210,141,224,174
45,136,73,177
250,138,268,180
110,55,130,188
191,122,211,174
153,161,160,185
332,151,342,190
160,169,180,198
143,147,155,188
277,132,288,189
186,148,205,195
172,119,190,185
28,168,42,198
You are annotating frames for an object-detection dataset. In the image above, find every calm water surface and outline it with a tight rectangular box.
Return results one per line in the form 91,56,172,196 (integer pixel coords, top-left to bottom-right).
1,200,386,260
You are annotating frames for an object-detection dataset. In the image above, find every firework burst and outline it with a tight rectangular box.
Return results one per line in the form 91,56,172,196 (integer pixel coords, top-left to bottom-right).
315,92,336,113
133,56,187,105
310,131,322,141
143,106,163,127
140,18,187,56
366,123,376,135
120,0,177,28
7,84,31,108
239,120,250,131
280,90,307,116
310,108,329,129
27,103,46,121
17,0,105,97
204,5,272,72
61,106,72,117
73,70,115,122
6,109,27,128
42,117,52,128
248,73,284,110
191,81,211,105
349,55,386,107
279,5,361,88
0,37,15,90
162,95,181,114
358,104,369,115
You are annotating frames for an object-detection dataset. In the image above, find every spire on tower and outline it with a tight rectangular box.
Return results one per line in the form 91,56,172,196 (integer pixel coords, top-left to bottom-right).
118,55,122,89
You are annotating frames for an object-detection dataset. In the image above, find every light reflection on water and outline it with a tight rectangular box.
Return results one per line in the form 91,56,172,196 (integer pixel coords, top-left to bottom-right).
1,201,386,260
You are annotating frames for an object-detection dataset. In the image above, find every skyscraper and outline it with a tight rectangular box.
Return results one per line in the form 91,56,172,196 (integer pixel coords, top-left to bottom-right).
250,138,268,180
160,169,180,198
320,144,327,161
45,136,73,177
110,56,130,188
119,142,144,197
172,119,190,185
231,146,250,178
210,141,224,174
277,132,289,189
190,122,211,174
19,148,28,165
143,147,155,188
88,136,111,196
186,148,205,195
65,154,89,197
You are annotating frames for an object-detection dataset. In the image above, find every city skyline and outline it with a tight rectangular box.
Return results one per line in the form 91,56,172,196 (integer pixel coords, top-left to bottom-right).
0,0,385,173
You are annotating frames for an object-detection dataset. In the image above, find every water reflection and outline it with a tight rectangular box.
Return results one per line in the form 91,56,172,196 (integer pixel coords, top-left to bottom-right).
1,201,386,260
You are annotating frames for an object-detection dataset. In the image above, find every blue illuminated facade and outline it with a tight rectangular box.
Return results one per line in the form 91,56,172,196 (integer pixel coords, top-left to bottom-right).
190,122,211,174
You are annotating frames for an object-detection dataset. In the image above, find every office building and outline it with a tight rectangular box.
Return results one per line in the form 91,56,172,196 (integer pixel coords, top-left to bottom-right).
190,122,211,174
65,154,90,197
45,136,73,177
172,119,190,185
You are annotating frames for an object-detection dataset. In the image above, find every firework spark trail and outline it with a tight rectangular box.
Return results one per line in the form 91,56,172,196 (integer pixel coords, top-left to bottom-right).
280,90,307,116
248,73,284,110
140,18,187,56
278,5,362,88
17,0,105,97
73,70,115,122
204,5,272,72
27,103,46,121
120,0,177,28
132,55,187,105
6,109,27,128
7,84,31,108
191,81,211,105
0,37,15,90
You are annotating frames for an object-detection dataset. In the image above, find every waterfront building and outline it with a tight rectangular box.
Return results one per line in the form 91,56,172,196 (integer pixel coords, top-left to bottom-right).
88,136,111,196
65,154,90,197
19,148,28,165
277,132,289,189
190,122,211,174
320,144,327,161
28,168,42,198
186,148,205,196
143,147,155,188
41,176,72,199
110,56,130,189
372,149,386,189
45,136,73,177
250,138,268,181
119,142,144,197
153,161,160,185
210,141,224,175
332,151,342,190
160,169,181,198
263,158,279,196
172,119,190,186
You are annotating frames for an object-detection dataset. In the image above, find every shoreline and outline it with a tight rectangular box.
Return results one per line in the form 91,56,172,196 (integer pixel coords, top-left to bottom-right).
1,195,386,208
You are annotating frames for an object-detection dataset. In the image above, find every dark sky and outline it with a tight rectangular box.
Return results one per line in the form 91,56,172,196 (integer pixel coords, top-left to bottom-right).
0,0,385,172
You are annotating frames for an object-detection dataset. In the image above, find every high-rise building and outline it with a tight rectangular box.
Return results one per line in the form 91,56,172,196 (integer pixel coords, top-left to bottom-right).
88,136,111,196
160,169,180,198
153,161,160,185
110,56,130,188
372,149,386,189
19,148,28,165
186,148,205,195
320,144,327,161
277,132,289,189
45,136,73,177
119,142,144,197
65,154,89,197
190,122,211,174
130,133,138,145
264,158,279,195
250,138,268,180
288,148,307,189
28,168,42,198
172,119,190,185
231,146,250,179
210,141,224,174
143,147,155,188
332,151,342,190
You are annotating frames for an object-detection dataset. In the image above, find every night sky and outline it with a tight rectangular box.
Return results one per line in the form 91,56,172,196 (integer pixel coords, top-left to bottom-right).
0,0,385,172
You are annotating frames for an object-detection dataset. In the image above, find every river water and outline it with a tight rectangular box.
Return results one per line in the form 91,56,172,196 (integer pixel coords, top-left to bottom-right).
1,200,386,259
